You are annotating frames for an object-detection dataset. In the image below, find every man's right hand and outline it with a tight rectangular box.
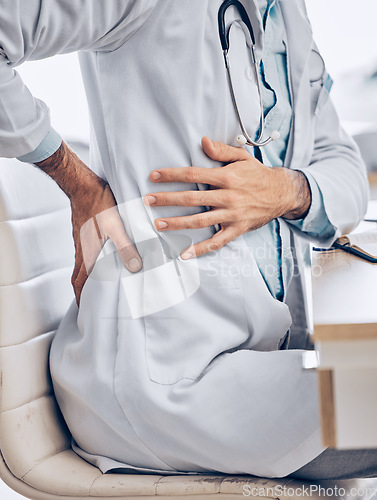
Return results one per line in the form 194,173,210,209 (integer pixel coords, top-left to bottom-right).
36,141,142,305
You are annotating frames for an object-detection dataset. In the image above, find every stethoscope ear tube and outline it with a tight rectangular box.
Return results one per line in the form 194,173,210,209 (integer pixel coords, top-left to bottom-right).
218,0,256,52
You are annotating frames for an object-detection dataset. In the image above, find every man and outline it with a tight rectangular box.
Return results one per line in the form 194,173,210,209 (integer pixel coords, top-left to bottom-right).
0,0,372,478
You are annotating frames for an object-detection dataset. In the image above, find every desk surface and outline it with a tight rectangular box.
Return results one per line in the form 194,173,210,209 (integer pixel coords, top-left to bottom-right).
312,226,377,341
311,202,377,449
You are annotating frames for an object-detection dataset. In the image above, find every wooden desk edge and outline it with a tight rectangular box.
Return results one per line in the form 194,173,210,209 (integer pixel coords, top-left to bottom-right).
317,369,337,448
313,323,377,342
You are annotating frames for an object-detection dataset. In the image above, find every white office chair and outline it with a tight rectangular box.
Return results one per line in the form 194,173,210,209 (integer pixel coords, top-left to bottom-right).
1,152,375,499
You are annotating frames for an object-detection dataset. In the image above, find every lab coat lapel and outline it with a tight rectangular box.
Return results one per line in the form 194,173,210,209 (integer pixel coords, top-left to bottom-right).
279,0,313,169
242,0,264,61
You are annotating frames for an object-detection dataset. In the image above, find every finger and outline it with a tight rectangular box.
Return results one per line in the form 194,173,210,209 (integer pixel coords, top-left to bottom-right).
72,248,82,288
80,216,105,276
154,208,231,231
180,225,242,260
201,136,250,164
149,166,228,188
73,261,88,306
144,189,228,208
72,225,84,286
100,209,143,273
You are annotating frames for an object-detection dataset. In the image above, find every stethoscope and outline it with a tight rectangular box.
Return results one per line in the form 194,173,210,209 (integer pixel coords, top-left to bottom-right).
218,0,280,147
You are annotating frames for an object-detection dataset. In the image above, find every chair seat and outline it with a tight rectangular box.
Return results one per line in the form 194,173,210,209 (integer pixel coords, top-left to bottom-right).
2,448,376,500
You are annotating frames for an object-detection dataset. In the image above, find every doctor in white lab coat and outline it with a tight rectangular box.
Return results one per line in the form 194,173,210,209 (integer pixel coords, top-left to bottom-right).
0,0,368,478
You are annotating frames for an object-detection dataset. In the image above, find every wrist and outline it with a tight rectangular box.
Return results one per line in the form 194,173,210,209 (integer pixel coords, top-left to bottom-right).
35,141,103,201
280,168,311,220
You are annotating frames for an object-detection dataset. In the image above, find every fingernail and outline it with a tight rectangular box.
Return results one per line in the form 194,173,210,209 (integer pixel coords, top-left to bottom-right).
156,220,168,230
144,195,157,206
151,171,162,181
127,257,142,272
181,251,194,260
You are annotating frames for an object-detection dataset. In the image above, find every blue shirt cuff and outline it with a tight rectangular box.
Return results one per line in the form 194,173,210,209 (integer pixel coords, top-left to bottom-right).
17,127,62,164
287,171,336,239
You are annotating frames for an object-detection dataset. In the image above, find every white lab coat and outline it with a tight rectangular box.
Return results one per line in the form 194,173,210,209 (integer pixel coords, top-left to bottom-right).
0,0,368,477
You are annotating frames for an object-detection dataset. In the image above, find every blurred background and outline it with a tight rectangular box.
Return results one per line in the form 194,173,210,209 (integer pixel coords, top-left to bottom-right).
306,0,377,200
1,1,377,498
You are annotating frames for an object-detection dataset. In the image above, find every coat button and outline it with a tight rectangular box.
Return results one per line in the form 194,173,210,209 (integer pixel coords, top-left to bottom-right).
245,66,255,81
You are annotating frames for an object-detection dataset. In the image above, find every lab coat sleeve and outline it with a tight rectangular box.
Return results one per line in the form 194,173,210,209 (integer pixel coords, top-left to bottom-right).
289,96,369,247
286,170,336,241
0,0,157,158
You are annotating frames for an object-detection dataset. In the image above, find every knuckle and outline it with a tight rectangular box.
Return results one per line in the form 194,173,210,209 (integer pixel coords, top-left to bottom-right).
111,231,131,248
237,204,248,217
239,223,250,235
227,208,239,223
223,190,237,205
117,242,136,257
186,168,199,184
195,215,208,228
218,143,228,156
159,193,170,206
198,191,209,206
185,191,197,206
179,218,190,230
208,240,222,252
71,267,79,283
226,170,240,185
222,172,236,188
214,141,225,155
193,247,204,258
74,275,86,288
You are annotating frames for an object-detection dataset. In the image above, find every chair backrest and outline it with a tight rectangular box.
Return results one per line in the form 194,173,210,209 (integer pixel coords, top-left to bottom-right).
0,155,74,487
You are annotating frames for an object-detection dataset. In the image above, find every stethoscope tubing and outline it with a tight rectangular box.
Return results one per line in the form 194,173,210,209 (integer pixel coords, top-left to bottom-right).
218,0,280,148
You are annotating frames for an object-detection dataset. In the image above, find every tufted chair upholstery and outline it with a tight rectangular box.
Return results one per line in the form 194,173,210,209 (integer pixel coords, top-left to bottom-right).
1,151,377,499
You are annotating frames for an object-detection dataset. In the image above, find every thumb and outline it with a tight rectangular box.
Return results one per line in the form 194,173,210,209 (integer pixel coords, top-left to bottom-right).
103,210,143,273
201,136,250,164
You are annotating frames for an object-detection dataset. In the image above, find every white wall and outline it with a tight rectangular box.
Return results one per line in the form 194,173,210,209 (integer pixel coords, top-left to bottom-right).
306,0,377,79
18,54,90,143
306,0,377,130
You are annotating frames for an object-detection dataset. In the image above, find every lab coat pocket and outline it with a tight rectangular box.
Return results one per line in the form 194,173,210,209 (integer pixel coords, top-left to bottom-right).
309,49,333,117
144,255,250,385
310,74,333,117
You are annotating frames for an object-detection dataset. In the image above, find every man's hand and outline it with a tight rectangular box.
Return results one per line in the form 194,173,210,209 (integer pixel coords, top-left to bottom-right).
144,137,311,260
36,141,142,305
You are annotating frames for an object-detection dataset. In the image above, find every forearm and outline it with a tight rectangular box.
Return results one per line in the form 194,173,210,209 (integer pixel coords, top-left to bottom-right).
35,141,103,201
278,167,311,220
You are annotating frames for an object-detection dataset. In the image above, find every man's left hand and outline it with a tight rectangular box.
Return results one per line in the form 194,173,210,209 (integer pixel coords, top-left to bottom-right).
144,137,311,260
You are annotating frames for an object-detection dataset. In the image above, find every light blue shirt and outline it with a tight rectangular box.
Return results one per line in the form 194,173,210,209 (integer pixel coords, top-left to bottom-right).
243,0,334,301
17,126,62,163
